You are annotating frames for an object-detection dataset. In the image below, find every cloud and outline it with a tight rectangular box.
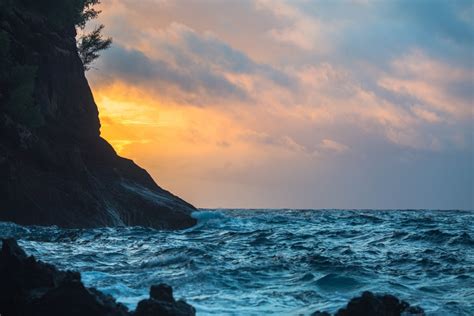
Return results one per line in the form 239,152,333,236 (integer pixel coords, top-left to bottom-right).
86,0,473,209
320,139,349,153
239,130,309,154
90,21,294,106
378,50,473,119
411,105,442,124
98,43,249,104
256,0,332,52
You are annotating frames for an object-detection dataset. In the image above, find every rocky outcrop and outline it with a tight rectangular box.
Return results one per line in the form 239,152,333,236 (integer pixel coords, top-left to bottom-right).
135,284,196,316
312,291,425,316
0,1,196,229
0,238,196,316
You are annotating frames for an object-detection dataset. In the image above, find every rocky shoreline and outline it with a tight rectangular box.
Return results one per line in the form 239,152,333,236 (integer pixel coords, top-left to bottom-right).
0,2,427,315
0,238,425,316
0,238,195,316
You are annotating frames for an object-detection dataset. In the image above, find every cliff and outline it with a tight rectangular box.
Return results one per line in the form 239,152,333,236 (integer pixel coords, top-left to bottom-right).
0,1,196,229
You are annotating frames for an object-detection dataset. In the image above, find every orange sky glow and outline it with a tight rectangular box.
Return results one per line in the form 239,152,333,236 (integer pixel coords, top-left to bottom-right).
86,0,473,209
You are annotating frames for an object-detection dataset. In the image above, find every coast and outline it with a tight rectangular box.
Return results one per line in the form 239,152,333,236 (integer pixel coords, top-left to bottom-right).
0,238,426,316
0,238,195,316
0,1,196,230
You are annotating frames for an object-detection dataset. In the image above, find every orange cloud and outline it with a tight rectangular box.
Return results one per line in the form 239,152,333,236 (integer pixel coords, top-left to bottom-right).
84,0,473,208
378,50,472,119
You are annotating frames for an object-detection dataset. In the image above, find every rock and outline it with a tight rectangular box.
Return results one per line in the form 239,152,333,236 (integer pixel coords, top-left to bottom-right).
32,280,129,316
135,283,196,316
402,306,426,315
313,291,425,316
0,238,127,316
336,291,425,316
150,283,175,302
0,0,196,229
0,239,195,316
134,296,196,316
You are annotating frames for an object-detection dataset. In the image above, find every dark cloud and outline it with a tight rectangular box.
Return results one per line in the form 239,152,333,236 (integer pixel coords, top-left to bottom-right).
99,44,250,103
86,0,473,209
93,21,294,104
176,25,294,87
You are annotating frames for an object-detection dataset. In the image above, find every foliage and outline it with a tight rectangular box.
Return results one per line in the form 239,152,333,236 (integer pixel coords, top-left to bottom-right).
2,0,112,70
78,24,112,70
77,0,112,71
0,30,11,78
77,0,101,29
0,0,111,127
0,31,43,127
8,0,98,29
5,65,43,127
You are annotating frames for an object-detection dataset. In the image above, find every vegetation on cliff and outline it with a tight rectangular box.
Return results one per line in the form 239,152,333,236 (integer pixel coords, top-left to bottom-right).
0,0,196,229
0,29,40,127
0,0,110,127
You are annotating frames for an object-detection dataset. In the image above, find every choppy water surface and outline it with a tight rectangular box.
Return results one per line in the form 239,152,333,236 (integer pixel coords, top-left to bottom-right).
1,210,473,315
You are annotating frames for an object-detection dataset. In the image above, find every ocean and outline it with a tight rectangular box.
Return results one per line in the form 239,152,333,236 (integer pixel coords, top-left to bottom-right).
1,209,473,315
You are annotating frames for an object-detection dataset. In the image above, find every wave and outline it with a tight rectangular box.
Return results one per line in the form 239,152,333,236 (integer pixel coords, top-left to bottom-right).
191,210,227,222
1,209,473,315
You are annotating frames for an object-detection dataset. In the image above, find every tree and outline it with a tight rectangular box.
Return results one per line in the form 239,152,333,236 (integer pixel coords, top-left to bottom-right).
77,24,112,71
0,0,111,127
75,0,112,71
10,0,112,70
77,0,101,29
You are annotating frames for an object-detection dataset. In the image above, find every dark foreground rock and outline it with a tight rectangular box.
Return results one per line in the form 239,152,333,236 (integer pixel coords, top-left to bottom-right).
312,291,425,316
0,239,196,316
135,284,196,316
0,1,196,229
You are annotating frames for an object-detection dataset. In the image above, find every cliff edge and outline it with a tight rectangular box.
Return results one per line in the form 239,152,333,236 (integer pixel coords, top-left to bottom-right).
0,1,197,229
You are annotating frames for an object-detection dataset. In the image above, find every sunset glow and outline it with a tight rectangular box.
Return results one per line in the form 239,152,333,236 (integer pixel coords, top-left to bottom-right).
88,0,473,209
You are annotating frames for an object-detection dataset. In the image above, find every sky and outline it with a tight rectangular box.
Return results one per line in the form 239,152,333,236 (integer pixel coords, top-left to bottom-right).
86,0,473,210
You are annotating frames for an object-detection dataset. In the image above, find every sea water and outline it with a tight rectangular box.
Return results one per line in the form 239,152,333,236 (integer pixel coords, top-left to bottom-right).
1,209,473,315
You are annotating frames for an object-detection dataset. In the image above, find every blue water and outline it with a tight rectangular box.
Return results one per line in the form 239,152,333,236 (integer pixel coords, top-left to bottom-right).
1,209,473,315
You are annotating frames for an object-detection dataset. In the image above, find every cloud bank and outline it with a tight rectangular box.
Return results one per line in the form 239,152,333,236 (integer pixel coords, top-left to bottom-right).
87,0,473,209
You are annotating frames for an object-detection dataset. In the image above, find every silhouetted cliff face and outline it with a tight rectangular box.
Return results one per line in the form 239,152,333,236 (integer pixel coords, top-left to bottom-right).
0,4,197,229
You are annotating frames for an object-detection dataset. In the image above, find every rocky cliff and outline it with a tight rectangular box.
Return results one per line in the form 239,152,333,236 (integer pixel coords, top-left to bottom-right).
0,1,196,229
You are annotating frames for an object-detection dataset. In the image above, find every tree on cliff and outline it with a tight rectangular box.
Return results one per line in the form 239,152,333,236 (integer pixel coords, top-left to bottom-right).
76,0,112,70
0,0,111,127
3,0,112,70
16,0,114,70
78,24,112,71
